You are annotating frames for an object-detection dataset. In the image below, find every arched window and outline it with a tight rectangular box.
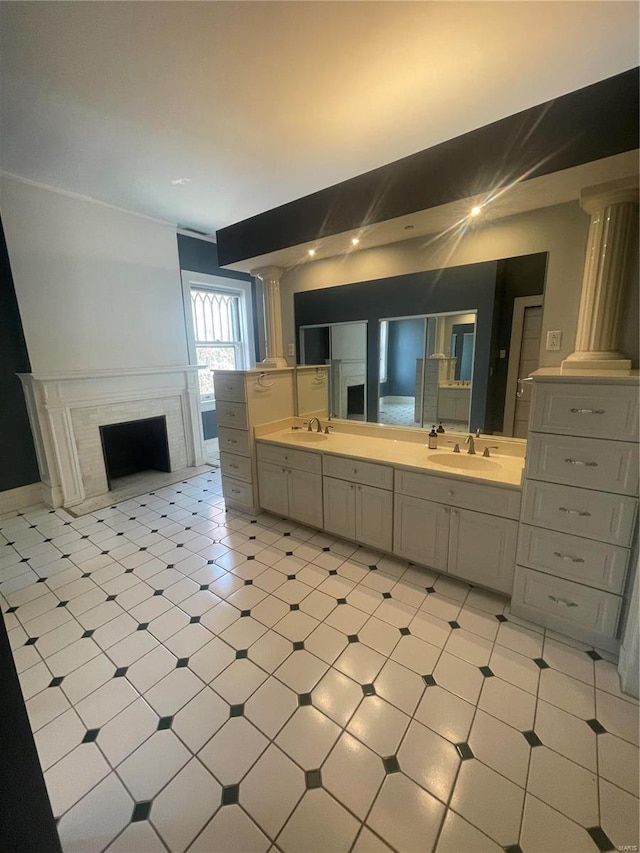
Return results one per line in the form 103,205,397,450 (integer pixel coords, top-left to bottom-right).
190,288,244,397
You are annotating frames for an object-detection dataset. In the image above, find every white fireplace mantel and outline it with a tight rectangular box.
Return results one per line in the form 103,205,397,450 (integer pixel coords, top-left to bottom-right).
19,366,205,509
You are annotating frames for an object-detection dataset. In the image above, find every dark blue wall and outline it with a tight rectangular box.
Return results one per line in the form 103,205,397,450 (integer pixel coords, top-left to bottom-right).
0,216,40,492
385,318,425,397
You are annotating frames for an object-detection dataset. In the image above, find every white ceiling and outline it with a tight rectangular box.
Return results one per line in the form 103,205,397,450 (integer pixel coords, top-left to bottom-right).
1,1,638,237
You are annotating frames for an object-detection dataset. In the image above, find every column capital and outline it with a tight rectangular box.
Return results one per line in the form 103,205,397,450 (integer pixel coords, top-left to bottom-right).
250,266,285,282
580,176,639,216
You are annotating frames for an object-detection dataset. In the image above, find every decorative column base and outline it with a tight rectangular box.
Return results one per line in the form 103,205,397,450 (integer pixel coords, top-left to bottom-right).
260,356,289,369
561,355,632,372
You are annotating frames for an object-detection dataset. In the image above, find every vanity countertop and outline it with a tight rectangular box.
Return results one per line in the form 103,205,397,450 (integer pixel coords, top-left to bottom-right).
255,425,525,488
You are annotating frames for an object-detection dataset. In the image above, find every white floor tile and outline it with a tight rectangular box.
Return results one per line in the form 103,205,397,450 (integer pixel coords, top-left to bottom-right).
57,771,133,853
241,744,305,840
323,732,385,820
151,758,221,853
435,809,502,853
398,719,460,801
116,730,190,801
527,745,599,827
44,742,111,817
97,697,158,766
190,804,270,853
450,758,524,847
144,666,204,716
368,772,445,853
519,794,596,853
172,686,229,752
199,716,269,784
276,706,341,768
347,696,409,756
277,788,360,853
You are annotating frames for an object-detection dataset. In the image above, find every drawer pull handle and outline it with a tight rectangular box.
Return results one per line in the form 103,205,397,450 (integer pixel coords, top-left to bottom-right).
225,385,233,391
553,552,585,563
570,408,605,415
228,439,237,444
231,489,240,494
230,464,239,469
558,507,591,517
548,594,578,608
226,412,235,417
353,469,358,474
565,458,598,467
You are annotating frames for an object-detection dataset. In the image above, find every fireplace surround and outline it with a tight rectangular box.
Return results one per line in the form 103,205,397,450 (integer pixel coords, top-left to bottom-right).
19,366,204,509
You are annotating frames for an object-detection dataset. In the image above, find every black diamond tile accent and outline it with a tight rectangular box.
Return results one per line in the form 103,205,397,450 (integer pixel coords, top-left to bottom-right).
368,564,377,571
176,658,189,668
586,826,615,852
138,547,147,552
106,595,117,602
56,600,68,608
305,769,322,789
322,547,331,552
82,728,100,743
362,683,376,696
455,742,474,760
229,704,244,718
399,627,411,636
285,551,293,557
244,579,253,586
81,572,92,578
114,667,128,678
221,784,240,806
423,674,437,686
337,598,347,605
283,532,291,537
249,536,256,541
425,586,436,593
329,569,338,576
287,574,296,580
49,676,64,687
298,693,313,707
125,568,135,574
36,575,46,581
382,755,401,774
246,555,255,561
586,718,607,735
190,616,201,624
293,641,305,651
6,606,18,614
504,847,524,853
586,650,603,661
157,716,174,731
82,630,94,638
176,543,184,548
533,658,549,669
153,590,164,596
207,560,215,565
236,649,248,660
101,551,110,556
448,620,461,629
240,610,251,617
290,603,300,611
137,623,149,631
382,592,392,599
495,613,509,622
199,584,210,591
347,634,359,644
25,637,38,645
479,666,494,677
522,730,543,747
131,801,152,822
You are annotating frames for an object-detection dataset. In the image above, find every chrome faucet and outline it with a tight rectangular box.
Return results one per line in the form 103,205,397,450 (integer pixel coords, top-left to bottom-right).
307,417,322,433
465,434,476,455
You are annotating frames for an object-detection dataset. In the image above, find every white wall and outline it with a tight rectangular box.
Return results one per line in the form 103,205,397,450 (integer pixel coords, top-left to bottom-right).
281,201,593,368
1,177,188,373
331,322,367,361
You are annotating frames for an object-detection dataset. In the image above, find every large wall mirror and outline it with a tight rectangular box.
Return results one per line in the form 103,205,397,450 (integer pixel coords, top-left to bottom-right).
294,251,547,436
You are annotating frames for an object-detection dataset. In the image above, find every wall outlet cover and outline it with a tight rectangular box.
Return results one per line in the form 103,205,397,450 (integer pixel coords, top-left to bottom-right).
287,343,295,356
546,330,562,351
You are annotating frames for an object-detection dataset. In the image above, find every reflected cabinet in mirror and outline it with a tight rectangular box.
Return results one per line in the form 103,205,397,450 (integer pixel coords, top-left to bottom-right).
294,252,547,436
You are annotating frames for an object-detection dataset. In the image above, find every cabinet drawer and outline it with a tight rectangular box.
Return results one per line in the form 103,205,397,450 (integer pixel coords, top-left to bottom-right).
395,469,521,519
220,452,252,483
218,427,250,458
216,401,248,430
222,476,254,509
521,481,637,546
323,455,393,490
256,441,322,474
530,382,639,441
512,566,621,641
526,433,639,495
213,373,246,403
517,524,629,594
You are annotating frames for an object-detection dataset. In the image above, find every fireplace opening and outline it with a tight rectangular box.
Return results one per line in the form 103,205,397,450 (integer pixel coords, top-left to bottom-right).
100,416,171,489
347,383,365,416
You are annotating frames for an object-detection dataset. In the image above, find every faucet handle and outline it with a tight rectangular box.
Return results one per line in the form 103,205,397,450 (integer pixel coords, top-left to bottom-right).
447,441,461,453
324,425,333,434
482,445,500,458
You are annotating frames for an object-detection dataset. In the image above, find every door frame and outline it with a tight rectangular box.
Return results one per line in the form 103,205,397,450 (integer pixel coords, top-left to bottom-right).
502,295,544,436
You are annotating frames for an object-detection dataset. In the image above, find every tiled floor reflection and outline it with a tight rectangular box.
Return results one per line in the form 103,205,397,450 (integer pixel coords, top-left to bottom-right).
1,469,638,852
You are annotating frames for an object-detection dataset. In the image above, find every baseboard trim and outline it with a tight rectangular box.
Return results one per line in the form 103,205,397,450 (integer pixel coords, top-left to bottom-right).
0,482,44,514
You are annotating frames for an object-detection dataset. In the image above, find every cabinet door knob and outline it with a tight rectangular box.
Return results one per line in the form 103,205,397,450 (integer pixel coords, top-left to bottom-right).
353,469,358,475
553,552,585,563
448,490,454,497
548,594,578,607
565,458,598,467
570,408,605,415
558,507,591,517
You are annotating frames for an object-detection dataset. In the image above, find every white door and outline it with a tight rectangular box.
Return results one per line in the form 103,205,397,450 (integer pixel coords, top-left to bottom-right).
448,508,518,594
257,461,288,517
393,494,449,572
503,297,543,437
323,476,356,540
356,484,393,552
288,469,324,529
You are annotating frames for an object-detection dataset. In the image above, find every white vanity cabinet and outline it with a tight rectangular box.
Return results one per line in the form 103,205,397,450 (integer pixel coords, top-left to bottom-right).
322,456,393,551
512,372,639,652
394,468,520,593
256,443,323,528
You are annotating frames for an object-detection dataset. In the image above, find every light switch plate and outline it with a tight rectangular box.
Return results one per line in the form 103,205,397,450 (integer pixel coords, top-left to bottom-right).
287,343,296,356
546,330,562,351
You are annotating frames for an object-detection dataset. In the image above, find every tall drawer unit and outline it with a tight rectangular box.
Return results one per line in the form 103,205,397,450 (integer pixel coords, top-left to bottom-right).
513,370,639,652
213,369,295,513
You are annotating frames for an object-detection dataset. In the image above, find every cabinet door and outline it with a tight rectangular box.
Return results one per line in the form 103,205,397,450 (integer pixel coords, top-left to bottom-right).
323,476,356,540
257,461,289,517
288,468,323,529
356,484,393,552
393,494,449,572
448,508,517,594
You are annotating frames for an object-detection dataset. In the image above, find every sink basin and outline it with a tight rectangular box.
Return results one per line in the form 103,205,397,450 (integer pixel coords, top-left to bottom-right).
429,453,500,471
283,431,328,443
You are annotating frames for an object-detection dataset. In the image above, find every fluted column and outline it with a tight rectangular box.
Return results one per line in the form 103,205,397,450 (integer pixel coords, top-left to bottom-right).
251,266,288,368
563,178,639,371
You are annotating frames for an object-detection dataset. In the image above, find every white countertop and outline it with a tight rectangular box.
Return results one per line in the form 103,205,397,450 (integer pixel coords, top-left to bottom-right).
255,425,525,488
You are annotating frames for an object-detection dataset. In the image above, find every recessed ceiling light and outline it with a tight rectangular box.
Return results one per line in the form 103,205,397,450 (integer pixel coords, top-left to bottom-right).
171,177,191,185
470,205,482,217
308,249,316,257
351,238,360,246
404,224,415,231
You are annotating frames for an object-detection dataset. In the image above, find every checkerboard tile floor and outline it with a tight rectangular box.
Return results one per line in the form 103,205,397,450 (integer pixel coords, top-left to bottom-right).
1,469,638,852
